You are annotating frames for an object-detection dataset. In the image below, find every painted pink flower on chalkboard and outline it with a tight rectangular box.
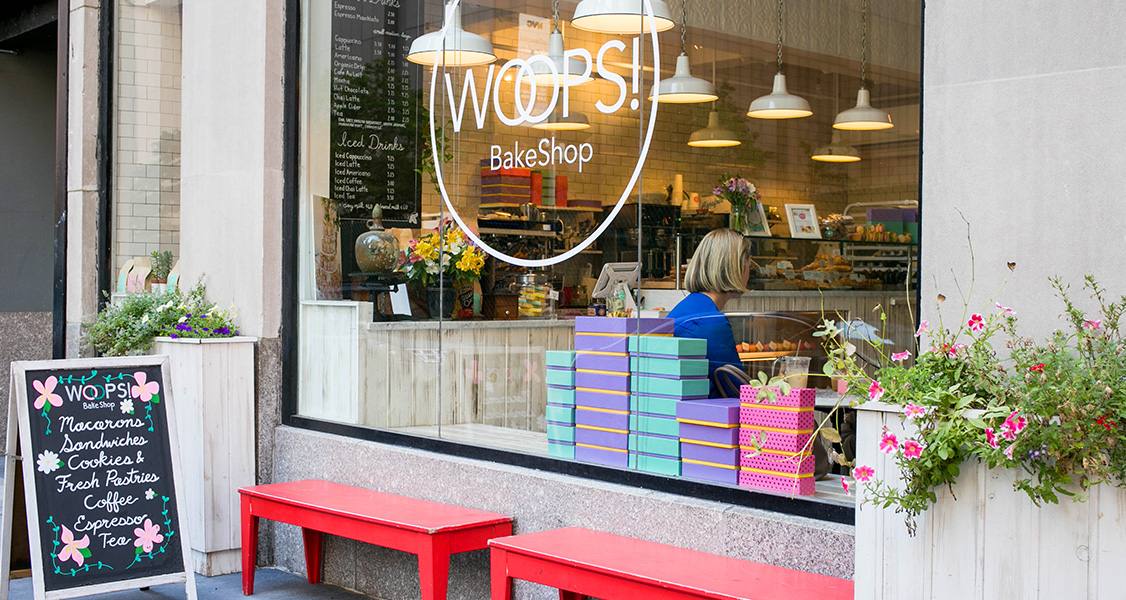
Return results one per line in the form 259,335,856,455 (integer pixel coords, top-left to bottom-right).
134,518,164,553
130,372,160,402
32,377,62,410
57,526,91,567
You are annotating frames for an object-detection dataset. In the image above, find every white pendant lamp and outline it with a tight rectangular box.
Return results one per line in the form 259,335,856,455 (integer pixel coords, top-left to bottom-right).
747,0,811,119
407,1,496,68
527,2,595,86
648,1,717,104
833,0,893,130
572,0,676,35
811,131,860,162
688,111,741,147
532,109,592,131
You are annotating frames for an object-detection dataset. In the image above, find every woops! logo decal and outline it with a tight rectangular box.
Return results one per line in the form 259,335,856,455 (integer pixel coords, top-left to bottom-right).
427,0,662,268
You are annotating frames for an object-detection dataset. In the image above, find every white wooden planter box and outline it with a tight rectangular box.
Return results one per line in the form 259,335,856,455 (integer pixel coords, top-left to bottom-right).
855,402,1126,598
152,336,257,576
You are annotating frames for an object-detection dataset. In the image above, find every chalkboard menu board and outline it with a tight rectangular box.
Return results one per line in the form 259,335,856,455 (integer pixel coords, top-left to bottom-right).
4,357,194,598
330,0,424,229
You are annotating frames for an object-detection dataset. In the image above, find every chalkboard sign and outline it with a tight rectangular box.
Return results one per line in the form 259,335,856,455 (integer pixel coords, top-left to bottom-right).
2,356,195,600
330,0,424,228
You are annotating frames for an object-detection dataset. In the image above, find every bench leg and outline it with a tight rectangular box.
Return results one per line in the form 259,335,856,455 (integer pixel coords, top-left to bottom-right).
489,548,512,600
241,495,258,595
419,537,451,600
302,528,323,584
559,591,582,600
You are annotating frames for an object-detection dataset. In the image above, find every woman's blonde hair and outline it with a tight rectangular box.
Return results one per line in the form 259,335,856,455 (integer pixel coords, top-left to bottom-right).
684,228,755,294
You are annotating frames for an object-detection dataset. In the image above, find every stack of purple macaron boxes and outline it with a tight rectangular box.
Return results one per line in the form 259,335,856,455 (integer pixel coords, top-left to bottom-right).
545,350,577,459
737,385,818,496
675,398,742,484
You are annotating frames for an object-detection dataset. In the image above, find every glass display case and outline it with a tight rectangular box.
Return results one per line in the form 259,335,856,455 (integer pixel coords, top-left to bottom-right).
745,238,917,292
724,311,848,390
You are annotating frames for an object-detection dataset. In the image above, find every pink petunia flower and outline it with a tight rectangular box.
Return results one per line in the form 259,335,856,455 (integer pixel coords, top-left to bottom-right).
130,372,160,403
56,526,90,567
1000,424,1017,441
947,343,967,358
32,377,63,410
869,380,885,402
985,427,999,449
1003,444,1015,460
1084,319,1102,330
891,350,911,362
968,314,984,331
879,432,899,454
133,518,165,554
995,302,1015,315
1004,411,1027,434
841,477,851,495
903,403,927,419
902,440,923,459
914,320,929,337
853,465,875,483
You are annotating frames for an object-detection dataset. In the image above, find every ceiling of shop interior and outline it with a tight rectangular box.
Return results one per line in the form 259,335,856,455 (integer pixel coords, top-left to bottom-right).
0,0,56,50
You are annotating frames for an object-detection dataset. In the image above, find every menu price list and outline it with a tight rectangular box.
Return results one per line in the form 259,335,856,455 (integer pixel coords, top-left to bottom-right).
331,0,423,228
22,366,184,591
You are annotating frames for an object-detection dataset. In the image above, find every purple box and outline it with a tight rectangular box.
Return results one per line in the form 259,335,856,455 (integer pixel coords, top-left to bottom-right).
574,335,629,353
575,407,630,431
676,398,741,426
682,460,739,485
575,443,630,468
575,370,630,393
576,353,630,372
576,388,630,411
679,421,739,446
574,316,674,335
680,441,739,466
575,426,629,449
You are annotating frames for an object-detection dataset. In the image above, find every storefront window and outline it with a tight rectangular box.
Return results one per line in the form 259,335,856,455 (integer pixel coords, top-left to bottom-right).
112,0,183,293
295,0,921,505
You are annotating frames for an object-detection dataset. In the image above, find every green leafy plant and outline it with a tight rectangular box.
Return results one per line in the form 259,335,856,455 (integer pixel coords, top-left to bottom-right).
84,283,239,356
822,272,1126,534
150,251,174,282
744,371,792,402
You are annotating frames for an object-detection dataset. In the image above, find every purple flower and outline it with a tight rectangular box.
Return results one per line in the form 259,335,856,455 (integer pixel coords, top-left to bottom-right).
170,333,178,339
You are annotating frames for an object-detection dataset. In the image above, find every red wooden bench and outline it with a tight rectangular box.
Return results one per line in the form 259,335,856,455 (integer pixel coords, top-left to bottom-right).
488,527,853,600
240,479,513,599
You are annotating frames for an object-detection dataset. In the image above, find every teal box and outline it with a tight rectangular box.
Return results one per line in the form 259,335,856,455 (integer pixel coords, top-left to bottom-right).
879,221,905,234
630,394,680,417
630,356,708,377
546,404,575,424
629,453,682,476
905,222,919,237
629,433,680,457
547,387,576,406
548,441,575,460
628,336,707,357
547,424,575,443
631,376,709,398
630,414,679,437
546,368,575,386
546,350,576,368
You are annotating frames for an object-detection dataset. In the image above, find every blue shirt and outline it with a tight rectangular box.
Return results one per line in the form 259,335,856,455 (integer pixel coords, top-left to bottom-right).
667,293,742,398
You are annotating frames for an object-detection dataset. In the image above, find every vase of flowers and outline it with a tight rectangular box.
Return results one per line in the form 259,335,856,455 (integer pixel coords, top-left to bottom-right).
397,219,486,319
707,174,762,236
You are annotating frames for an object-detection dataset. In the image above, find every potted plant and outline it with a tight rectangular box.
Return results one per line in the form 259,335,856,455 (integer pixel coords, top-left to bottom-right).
397,218,486,319
149,250,174,294
819,271,1126,595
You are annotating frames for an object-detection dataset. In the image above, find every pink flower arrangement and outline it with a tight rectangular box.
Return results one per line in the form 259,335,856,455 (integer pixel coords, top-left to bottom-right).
968,314,985,331
902,440,923,459
891,350,912,362
853,465,875,483
869,380,885,402
903,403,927,419
879,432,899,454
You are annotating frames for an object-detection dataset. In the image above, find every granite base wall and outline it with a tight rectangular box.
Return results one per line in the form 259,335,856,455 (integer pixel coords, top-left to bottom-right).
271,426,854,600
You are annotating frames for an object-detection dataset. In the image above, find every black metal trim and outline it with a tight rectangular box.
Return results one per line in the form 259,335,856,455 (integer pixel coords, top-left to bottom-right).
915,0,925,324
280,0,301,432
95,0,112,313
52,0,67,359
281,414,854,525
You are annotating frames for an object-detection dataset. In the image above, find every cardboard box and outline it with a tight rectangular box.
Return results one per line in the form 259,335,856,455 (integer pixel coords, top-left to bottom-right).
676,398,741,425
577,353,630,372
576,388,630,411
575,443,629,467
739,405,815,430
547,423,575,443
740,448,814,474
632,375,709,398
628,432,680,457
679,421,739,446
575,406,630,430
627,336,707,357
680,440,739,466
545,404,575,424
682,459,739,485
629,452,681,476
739,426,814,453
548,441,575,460
575,370,630,393
738,468,815,496
546,367,575,387
630,356,708,377
575,425,628,450
574,316,674,335
738,386,815,408
629,413,679,437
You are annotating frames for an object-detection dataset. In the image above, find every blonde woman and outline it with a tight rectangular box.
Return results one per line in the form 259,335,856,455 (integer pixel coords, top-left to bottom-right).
667,229,754,397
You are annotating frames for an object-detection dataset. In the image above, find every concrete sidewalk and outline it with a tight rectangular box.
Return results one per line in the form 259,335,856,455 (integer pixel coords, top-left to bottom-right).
4,568,373,599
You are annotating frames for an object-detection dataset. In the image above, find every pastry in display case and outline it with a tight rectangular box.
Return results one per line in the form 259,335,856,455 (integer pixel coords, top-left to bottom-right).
725,311,847,389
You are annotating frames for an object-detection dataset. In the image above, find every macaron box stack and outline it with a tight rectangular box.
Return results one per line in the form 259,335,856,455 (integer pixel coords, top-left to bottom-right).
545,351,577,459
628,335,710,476
572,317,674,468
737,385,818,496
676,398,742,484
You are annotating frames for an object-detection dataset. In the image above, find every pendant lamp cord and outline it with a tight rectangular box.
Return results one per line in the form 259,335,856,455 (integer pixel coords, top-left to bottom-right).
860,0,868,89
553,0,560,32
776,0,784,74
680,0,688,54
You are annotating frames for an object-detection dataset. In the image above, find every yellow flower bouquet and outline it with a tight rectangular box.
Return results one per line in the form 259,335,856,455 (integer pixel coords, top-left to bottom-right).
397,218,486,289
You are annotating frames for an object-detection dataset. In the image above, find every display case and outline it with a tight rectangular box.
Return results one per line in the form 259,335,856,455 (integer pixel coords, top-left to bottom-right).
724,310,848,389
745,239,917,292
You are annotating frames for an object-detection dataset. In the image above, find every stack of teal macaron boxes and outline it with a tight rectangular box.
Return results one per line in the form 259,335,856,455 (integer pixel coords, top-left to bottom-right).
545,350,577,459
571,316,675,468
628,336,710,476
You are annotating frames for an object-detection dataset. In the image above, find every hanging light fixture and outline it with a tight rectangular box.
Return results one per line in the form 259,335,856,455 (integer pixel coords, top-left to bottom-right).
747,0,810,119
649,0,717,104
532,110,592,131
688,53,739,147
407,1,496,68
527,0,595,86
571,0,676,35
834,0,893,130
811,131,860,162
